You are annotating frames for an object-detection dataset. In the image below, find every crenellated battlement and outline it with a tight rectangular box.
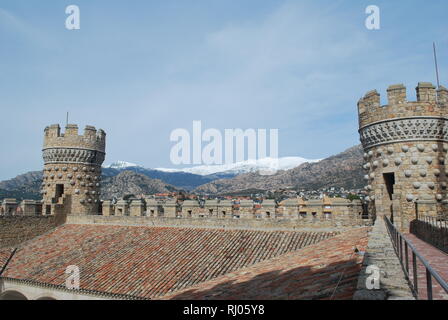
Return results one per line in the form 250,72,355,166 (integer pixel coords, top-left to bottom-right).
358,82,448,129
43,124,106,152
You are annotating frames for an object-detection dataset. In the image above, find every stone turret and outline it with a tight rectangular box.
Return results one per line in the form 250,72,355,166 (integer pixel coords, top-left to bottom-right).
358,83,448,231
41,124,106,215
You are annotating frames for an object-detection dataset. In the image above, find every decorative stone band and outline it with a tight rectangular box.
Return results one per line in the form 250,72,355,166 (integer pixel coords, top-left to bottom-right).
359,116,448,150
42,147,105,166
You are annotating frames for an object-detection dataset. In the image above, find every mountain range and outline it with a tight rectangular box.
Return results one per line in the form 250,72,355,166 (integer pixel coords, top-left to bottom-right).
0,145,364,200
194,145,364,194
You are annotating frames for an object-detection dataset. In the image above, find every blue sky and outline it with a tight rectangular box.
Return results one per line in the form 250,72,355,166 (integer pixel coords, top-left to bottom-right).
0,0,447,180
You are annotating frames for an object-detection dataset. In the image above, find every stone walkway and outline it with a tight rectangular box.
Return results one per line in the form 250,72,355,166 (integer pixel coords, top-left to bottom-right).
353,218,415,300
404,234,448,300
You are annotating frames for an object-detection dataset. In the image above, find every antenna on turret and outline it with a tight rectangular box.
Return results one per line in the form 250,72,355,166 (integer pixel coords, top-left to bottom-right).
66,112,69,126
433,42,441,89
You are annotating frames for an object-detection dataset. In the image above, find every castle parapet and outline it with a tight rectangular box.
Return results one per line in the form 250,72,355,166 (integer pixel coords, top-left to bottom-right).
358,83,448,151
43,124,106,157
94,197,370,227
437,86,448,104
130,199,144,216
358,82,448,131
416,82,436,102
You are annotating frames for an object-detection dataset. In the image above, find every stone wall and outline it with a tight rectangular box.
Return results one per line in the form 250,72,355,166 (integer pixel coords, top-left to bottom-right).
100,197,368,226
66,214,372,232
0,214,66,248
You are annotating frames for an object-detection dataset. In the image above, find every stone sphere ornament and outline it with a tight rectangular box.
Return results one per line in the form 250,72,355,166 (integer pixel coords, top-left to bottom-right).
406,194,414,202
411,158,418,165
417,144,425,152
387,147,394,154
382,159,389,167
401,145,409,152
404,170,412,178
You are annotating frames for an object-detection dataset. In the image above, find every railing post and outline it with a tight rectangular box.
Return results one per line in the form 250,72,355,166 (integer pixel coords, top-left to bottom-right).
413,251,418,295
405,243,409,273
426,269,433,300
399,235,403,261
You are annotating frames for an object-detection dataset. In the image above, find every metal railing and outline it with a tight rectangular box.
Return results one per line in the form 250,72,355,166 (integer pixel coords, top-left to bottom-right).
384,216,448,300
420,215,448,228
411,215,448,254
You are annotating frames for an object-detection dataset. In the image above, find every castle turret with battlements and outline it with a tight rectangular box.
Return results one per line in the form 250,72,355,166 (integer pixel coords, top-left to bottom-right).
41,124,106,215
358,82,448,231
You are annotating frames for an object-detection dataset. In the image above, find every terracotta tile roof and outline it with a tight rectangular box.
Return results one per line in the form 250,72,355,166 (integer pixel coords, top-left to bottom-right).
161,227,370,300
1,224,337,299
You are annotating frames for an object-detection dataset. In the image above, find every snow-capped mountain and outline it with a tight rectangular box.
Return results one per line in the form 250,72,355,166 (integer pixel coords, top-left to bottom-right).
105,161,139,169
105,156,320,177
155,157,320,176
